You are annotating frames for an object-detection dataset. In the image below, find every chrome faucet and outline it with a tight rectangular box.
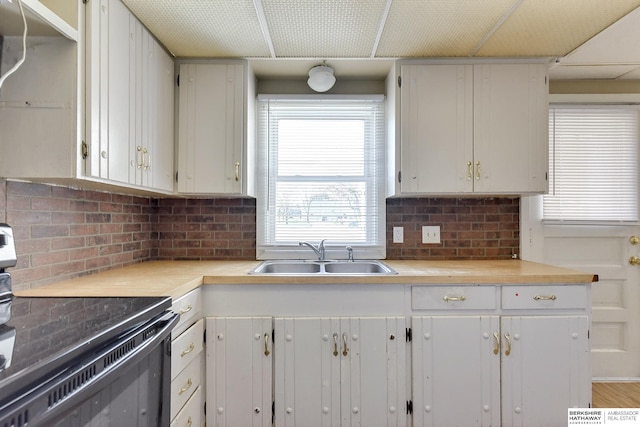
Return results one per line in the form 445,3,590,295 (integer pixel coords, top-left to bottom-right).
346,246,354,262
299,240,326,261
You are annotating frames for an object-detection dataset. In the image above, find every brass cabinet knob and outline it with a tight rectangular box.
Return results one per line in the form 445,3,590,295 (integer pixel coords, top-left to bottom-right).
630,256,640,266
631,236,640,245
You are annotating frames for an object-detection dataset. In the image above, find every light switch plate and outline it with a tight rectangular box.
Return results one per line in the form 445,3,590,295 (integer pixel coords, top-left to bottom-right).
422,226,441,244
393,226,404,243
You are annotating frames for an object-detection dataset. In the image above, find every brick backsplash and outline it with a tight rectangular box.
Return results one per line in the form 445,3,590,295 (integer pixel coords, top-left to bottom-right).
386,197,520,259
154,197,256,260
0,179,519,290
3,179,155,290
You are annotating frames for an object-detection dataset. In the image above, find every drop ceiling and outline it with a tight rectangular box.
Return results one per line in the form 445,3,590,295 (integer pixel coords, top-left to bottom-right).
95,0,640,80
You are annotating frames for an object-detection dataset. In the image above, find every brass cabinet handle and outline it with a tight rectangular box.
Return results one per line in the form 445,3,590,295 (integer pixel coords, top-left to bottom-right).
178,378,193,395
136,146,144,169
234,162,240,181
475,161,481,180
178,304,193,315
333,333,339,357
493,331,500,355
186,416,192,427
342,333,349,357
443,295,466,302
630,256,640,266
533,295,557,301
467,161,473,181
264,333,270,357
504,332,511,356
181,343,195,357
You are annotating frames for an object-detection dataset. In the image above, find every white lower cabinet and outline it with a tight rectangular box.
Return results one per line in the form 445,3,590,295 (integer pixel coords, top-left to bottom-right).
202,283,591,427
274,317,407,427
412,315,501,426
206,317,273,427
205,316,407,427
500,315,590,427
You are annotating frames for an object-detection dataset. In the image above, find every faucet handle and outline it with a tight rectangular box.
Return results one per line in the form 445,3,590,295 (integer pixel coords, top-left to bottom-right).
346,246,354,262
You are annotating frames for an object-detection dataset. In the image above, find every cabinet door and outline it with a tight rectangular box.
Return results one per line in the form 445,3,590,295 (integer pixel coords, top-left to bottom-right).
473,63,548,194
399,64,473,194
412,316,501,427
500,315,590,427
274,317,407,427
88,0,138,185
178,63,245,194
206,317,273,427
143,34,174,191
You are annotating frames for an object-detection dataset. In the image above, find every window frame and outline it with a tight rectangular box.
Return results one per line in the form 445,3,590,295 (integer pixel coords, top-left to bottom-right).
255,94,387,260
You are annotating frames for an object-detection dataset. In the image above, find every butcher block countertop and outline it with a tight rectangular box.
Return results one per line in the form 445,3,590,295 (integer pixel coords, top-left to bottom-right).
14,260,595,300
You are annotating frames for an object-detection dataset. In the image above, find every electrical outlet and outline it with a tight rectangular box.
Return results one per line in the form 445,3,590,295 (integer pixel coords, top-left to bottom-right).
422,226,441,244
393,226,404,243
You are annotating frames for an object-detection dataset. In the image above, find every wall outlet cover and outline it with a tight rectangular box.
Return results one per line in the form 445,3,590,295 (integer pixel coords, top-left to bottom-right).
422,226,441,244
393,226,404,243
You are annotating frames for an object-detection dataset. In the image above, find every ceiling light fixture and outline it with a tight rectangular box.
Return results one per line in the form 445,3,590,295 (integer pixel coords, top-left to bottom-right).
307,64,336,92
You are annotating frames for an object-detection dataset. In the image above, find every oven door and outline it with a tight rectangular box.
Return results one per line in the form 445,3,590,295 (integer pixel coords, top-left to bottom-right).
0,310,178,427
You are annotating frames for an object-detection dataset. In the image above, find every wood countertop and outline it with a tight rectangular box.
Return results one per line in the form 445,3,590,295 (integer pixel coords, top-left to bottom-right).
14,260,595,299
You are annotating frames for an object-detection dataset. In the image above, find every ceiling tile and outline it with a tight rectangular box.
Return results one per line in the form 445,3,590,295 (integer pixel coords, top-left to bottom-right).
122,0,272,57
261,0,388,58
475,0,640,57
549,64,639,80
375,0,516,57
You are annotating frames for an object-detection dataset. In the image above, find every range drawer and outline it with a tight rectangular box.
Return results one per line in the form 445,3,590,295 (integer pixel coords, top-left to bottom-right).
412,285,497,310
171,386,203,427
501,285,588,310
170,352,203,420
171,318,204,380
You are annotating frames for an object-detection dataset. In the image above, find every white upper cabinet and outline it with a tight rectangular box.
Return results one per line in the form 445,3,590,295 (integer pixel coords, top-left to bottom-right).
86,0,174,192
177,62,256,196
388,61,549,196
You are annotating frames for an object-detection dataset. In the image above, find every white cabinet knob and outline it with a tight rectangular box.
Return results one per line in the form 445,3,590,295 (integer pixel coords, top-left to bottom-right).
389,406,396,413
101,151,107,159
424,333,431,340
255,334,261,340
483,405,490,412
286,334,293,341
425,405,432,412
352,407,359,414
217,407,224,414
514,406,521,414
287,407,293,414
217,333,224,341
322,407,329,414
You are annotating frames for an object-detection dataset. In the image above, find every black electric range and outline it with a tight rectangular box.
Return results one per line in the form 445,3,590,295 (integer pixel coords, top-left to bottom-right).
0,295,171,403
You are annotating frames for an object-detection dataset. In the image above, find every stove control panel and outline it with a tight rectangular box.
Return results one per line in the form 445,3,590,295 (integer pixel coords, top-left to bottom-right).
0,225,17,270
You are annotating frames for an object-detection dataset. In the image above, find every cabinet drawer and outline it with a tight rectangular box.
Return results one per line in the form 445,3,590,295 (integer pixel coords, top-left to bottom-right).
412,285,497,310
501,285,588,310
171,386,203,427
171,318,204,380
172,287,202,337
171,352,203,420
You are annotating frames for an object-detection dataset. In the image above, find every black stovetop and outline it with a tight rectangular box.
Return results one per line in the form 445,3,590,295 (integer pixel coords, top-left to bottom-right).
0,295,171,403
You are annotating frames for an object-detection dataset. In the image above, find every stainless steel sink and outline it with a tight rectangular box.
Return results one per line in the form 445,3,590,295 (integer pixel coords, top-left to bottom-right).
248,260,396,275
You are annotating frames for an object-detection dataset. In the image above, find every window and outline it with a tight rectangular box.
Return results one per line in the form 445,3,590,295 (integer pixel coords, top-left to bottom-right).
256,96,386,259
544,107,639,223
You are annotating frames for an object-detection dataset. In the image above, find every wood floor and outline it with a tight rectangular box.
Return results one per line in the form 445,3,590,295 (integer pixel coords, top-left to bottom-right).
592,382,640,408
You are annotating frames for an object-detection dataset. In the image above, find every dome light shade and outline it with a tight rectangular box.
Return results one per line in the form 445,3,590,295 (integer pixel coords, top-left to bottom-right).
307,64,336,92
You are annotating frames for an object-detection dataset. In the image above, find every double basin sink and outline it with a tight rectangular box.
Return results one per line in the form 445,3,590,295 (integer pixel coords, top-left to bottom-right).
249,259,397,275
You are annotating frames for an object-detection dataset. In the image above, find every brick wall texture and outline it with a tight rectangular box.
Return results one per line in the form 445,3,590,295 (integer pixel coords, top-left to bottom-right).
1,179,519,291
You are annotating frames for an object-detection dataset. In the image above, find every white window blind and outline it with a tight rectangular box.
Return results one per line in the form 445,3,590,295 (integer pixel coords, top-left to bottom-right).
544,107,639,222
256,96,386,259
